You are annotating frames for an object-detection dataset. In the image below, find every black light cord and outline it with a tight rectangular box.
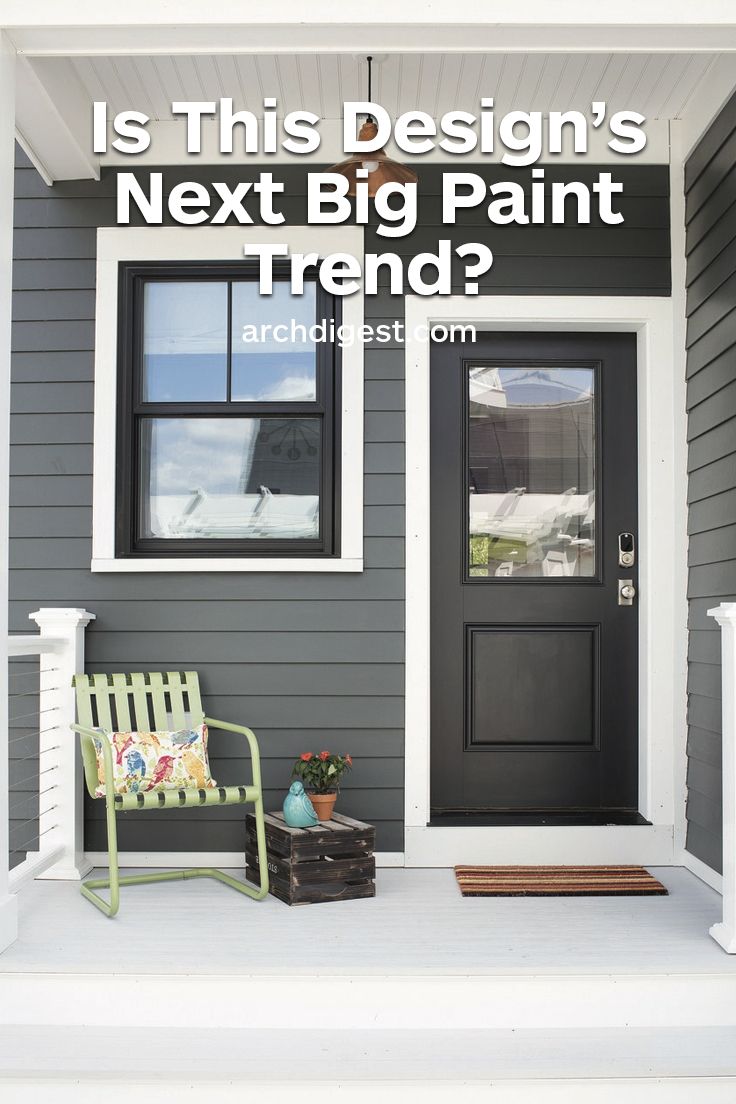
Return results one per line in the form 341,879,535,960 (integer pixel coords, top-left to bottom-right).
366,55,374,123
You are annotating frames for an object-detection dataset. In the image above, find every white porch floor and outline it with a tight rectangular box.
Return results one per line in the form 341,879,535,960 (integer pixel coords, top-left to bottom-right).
2,867,736,1098
1,865,733,977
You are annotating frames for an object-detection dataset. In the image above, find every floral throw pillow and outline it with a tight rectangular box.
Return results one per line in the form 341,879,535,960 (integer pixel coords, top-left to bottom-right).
93,725,216,798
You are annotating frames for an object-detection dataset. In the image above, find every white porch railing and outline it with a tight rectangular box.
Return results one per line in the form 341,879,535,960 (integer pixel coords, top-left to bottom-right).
8,644,64,883
707,602,736,953
6,608,95,893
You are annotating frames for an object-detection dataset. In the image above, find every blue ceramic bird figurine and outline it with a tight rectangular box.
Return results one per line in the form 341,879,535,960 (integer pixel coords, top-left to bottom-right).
283,780,318,828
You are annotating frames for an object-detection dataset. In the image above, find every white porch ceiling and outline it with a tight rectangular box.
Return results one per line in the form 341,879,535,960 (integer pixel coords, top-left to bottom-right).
13,50,736,182
71,52,722,122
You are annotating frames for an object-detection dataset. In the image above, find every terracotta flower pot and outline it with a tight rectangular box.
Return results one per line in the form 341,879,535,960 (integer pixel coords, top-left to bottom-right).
309,792,337,821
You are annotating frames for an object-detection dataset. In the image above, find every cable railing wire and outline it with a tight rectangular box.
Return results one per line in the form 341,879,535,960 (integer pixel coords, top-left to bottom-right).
9,745,62,761
8,784,59,817
11,803,59,822
7,729,62,749
8,666,60,679
8,655,71,868
9,685,62,701
10,764,59,792
9,800,59,821
10,823,60,855
8,705,61,724
7,732,40,745
8,658,67,867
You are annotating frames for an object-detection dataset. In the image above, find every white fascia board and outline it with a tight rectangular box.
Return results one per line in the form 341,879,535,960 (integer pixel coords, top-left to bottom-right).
3,0,736,26
14,56,99,183
5,3,736,54
10,28,736,55
4,6,736,55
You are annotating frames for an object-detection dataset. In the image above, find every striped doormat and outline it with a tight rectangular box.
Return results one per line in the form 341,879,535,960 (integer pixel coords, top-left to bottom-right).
454,865,668,897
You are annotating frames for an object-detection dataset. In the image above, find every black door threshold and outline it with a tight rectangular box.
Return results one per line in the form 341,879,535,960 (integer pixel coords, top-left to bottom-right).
429,810,651,827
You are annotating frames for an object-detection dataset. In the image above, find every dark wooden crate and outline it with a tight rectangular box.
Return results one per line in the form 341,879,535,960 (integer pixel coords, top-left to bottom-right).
245,811,376,905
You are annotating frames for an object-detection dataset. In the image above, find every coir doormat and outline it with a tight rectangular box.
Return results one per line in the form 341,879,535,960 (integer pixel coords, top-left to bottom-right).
454,865,668,897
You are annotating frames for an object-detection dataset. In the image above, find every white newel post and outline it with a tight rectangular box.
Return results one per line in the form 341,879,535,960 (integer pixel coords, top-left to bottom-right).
29,608,96,881
708,602,736,953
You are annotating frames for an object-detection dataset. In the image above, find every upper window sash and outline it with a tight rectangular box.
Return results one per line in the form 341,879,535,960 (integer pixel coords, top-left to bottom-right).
131,264,327,412
91,225,364,574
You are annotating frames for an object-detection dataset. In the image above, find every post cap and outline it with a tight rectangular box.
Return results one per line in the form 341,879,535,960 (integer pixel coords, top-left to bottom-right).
29,608,96,628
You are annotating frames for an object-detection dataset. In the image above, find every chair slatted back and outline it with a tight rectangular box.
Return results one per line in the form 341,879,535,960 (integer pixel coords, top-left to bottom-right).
74,672,205,733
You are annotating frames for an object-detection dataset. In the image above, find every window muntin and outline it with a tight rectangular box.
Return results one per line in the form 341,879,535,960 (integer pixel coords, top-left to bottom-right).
117,264,338,558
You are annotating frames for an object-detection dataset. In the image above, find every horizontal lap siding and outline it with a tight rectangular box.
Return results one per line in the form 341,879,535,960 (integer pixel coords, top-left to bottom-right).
10,148,670,856
684,89,736,875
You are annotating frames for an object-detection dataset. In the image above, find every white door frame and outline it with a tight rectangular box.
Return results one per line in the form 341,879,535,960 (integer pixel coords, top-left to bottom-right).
404,293,687,867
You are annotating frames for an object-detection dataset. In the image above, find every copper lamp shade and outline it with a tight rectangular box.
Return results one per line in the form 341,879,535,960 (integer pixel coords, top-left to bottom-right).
328,119,419,196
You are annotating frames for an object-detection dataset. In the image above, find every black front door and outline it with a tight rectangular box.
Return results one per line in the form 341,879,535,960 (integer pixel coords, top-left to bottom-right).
430,332,639,822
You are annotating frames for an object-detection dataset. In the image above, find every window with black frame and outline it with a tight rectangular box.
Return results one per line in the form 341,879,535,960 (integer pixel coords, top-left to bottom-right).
115,264,339,558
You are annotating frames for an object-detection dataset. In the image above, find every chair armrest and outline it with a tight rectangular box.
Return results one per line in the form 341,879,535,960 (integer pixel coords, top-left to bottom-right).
204,716,263,791
71,723,113,801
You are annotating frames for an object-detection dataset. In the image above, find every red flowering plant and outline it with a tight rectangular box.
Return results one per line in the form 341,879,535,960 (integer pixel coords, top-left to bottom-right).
292,751,353,794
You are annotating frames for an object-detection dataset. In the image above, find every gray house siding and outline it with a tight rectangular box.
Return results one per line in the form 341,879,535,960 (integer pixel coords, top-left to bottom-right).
9,147,670,855
684,88,736,874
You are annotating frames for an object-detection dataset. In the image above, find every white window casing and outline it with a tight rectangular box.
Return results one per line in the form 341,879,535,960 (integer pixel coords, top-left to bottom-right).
92,225,364,572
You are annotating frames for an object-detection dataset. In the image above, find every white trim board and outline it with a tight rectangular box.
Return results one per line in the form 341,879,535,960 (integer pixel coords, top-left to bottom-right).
0,32,18,956
84,851,405,869
7,4,736,57
680,849,723,894
4,971,736,1031
669,121,692,867
404,294,685,867
92,225,364,573
2,1081,736,1104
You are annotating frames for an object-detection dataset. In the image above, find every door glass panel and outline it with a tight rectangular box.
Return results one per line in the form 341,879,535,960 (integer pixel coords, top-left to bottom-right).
468,366,596,578
139,417,321,540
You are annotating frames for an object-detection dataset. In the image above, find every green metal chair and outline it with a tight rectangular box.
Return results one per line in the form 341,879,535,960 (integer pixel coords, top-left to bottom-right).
72,671,269,918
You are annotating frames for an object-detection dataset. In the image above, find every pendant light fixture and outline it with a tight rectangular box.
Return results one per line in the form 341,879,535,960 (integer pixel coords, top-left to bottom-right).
327,56,418,197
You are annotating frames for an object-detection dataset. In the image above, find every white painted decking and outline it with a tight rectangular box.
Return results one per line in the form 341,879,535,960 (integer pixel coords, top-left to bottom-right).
1,865,733,977
1,867,736,1099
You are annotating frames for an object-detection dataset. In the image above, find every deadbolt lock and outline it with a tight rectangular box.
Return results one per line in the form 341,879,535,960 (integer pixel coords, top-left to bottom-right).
618,579,637,606
618,533,636,568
